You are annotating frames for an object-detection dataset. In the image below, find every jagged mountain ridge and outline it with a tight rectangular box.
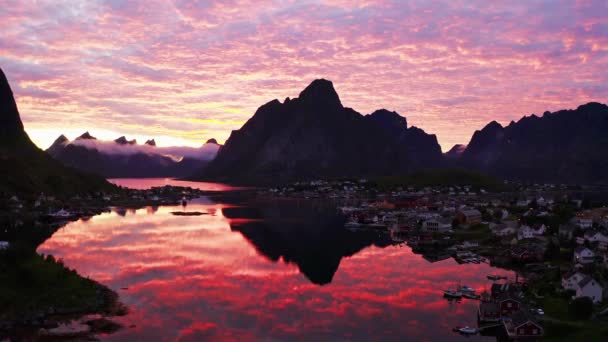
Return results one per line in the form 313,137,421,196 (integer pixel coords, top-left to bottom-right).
196,79,443,183
456,102,608,182
47,135,220,178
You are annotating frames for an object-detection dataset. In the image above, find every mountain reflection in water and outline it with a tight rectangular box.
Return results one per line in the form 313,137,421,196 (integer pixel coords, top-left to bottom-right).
224,199,393,285
38,193,513,341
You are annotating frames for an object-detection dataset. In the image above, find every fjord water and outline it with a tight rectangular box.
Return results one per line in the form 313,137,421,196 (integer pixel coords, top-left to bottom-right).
38,180,513,341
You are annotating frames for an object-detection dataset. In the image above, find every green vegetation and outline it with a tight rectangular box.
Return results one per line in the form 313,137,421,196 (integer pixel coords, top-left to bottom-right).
542,319,608,342
0,145,114,200
374,168,507,191
452,223,494,242
569,297,594,320
0,250,114,320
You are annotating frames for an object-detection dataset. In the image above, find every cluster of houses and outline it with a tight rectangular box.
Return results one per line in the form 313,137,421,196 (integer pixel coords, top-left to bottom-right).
478,283,544,339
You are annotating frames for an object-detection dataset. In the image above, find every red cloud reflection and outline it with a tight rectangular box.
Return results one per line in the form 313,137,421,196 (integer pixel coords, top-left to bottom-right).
38,199,513,341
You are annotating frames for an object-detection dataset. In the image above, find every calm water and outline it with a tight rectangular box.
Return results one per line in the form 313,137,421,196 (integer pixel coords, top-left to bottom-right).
38,179,514,341
108,178,247,191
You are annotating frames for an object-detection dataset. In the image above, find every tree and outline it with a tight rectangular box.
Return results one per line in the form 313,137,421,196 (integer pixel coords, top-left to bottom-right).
569,297,593,320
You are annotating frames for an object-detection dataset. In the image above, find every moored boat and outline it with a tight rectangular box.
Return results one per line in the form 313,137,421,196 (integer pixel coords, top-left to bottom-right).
458,326,478,335
444,289,463,298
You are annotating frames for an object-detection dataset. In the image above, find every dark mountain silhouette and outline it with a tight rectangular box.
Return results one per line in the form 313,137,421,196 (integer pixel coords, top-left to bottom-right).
76,131,96,140
114,136,136,145
195,79,442,184
0,68,113,197
444,144,467,159
456,102,608,183
205,138,217,144
47,135,216,178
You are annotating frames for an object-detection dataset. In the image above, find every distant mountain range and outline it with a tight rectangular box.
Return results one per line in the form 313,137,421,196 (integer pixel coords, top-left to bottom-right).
196,79,443,183
194,78,608,184
454,102,608,183
0,68,112,197
47,133,220,178
3,67,608,185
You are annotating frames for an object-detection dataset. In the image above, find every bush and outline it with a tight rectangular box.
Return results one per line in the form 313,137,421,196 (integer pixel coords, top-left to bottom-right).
569,297,593,320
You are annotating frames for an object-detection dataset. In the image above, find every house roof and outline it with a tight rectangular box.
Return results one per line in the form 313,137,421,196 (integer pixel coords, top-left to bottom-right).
459,209,481,216
584,229,599,237
575,246,592,254
578,276,597,288
562,270,583,280
495,292,521,303
510,311,541,329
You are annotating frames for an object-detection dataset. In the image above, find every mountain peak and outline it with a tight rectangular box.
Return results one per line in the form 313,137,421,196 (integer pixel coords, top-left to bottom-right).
0,67,25,138
368,109,408,130
576,102,608,112
298,79,342,109
445,144,467,158
77,131,96,140
206,138,218,144
53,134,69,145
115,136,136,145
482,120,503,132
145,139,156,146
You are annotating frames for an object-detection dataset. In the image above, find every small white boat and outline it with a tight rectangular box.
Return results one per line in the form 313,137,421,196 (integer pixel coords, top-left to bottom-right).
443,290,463,298
458,326,478,334
459,285,476,293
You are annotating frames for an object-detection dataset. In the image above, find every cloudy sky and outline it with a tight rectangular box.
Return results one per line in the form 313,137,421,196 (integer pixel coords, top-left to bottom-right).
2,0,607,151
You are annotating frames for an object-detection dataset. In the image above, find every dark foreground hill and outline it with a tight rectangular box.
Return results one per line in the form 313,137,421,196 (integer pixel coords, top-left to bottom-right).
0,68,113,198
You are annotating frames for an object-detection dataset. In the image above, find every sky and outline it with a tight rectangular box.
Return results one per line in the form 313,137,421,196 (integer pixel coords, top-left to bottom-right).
1,0,607,151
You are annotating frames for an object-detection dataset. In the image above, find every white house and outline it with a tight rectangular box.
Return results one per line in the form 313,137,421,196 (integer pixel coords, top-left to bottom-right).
0,241,9,250
573,217,593,229
532,224,547,236
422,218,452,233
492,224,516,237
518,225,535,240
562,271,586,291
584,231,608,244
573,247,596,264
574,276,603,303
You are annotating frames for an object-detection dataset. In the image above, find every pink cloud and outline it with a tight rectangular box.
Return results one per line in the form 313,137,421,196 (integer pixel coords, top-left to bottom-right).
1,0,607,151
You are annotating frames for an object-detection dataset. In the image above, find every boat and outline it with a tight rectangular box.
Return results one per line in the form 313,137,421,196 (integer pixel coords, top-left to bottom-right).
443,290,463,298
181,197,187,206
458,285,476,293
457,326,478,335
462,293,480,300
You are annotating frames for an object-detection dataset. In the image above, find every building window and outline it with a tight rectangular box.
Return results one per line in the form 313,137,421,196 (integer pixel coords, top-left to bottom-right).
533,329,538,334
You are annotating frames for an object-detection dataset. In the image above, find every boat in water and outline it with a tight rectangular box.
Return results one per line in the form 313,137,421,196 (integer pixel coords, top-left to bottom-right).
462,292,480,300
458,285,476,294
443,289,463,299
453,326,478,335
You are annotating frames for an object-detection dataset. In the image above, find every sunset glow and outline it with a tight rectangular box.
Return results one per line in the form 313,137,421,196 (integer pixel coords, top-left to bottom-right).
2,0,607,150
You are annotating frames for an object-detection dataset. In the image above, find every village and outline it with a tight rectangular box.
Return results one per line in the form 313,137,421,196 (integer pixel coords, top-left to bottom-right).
265,179,608,340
